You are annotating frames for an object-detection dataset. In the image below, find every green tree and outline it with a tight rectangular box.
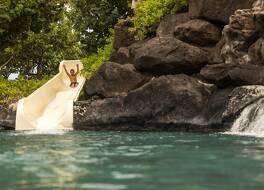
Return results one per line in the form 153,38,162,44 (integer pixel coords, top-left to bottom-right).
70,0,133,54
3,22,81,79
132,0,188,40
0,0,81,78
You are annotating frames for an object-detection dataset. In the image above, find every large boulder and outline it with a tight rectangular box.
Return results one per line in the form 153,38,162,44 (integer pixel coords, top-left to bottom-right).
222,85,264,121
157,13,190,37
85,62,149,98
74,98,128,130
200,63,264,87
174,19,222,47
133,37,210,75
248,38,264,65
200,88,234,125
201,63,237,87
124,74,213,122
74,75,222,131
110,47,133,65
110,39,149,65
189,0,255,24
113,20,136,50
123,74,215,124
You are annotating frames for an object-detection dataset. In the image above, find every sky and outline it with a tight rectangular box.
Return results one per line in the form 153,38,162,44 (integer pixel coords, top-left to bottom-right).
8,73,19,80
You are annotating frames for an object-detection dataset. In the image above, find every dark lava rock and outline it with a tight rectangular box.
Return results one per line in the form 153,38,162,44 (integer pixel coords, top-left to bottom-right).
123,74,215,124
200,88,234,125
200,63,237,87
0,104,16,130
85,62,150,98
113,20,136,50
221,7,264,64
133,37,209,75
110,47,133,65
74,98,127,129
223,85,264,121
200,63,264,87
203,39,225,64
248,37,264,65
189,0,255,24
0,106,8,121
74,75,227,131
174,19,222,47
110,39,149,65
157,13,190,37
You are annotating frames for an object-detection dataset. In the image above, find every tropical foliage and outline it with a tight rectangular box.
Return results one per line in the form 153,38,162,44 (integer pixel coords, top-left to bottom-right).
0,0,81,78
131,0,188,40
0,77,47,106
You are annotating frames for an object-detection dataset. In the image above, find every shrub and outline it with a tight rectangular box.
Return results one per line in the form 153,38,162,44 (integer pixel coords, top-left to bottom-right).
0,77,48,106
131,0,188,40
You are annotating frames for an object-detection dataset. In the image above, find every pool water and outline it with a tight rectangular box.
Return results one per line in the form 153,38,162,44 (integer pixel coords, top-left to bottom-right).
0,131,264,190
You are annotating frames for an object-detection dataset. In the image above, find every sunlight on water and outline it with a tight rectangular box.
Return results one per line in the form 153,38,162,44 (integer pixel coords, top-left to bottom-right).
25,129,67,135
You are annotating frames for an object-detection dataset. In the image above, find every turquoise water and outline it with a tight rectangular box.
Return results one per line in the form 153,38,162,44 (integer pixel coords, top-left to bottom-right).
0,131,264,190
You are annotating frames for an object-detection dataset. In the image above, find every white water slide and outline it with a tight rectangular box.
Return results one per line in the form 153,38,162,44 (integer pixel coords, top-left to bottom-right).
16,60,86,131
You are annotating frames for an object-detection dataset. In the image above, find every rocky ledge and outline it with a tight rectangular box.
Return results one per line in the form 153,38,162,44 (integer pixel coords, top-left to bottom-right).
73,0,264,132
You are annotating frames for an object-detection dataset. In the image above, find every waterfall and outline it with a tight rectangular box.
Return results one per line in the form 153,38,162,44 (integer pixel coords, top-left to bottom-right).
229,98,264,136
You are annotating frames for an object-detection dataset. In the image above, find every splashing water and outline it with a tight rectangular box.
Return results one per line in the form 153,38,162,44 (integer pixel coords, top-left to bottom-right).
228,98,264,137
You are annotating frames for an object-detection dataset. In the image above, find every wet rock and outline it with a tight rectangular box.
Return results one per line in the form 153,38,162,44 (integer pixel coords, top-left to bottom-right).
223,85,264,121
189,0,255,24
174,19,222,47
200,63,264,87
113,20,136,50
133,37,209,75
157,13,190,37
85,62,150,98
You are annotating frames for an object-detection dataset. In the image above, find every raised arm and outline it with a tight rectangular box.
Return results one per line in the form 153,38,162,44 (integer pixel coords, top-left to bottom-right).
76,64,80,75
63,65,70,77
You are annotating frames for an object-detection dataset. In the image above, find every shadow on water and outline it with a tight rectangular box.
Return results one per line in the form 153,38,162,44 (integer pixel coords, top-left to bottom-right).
0,130,264,190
